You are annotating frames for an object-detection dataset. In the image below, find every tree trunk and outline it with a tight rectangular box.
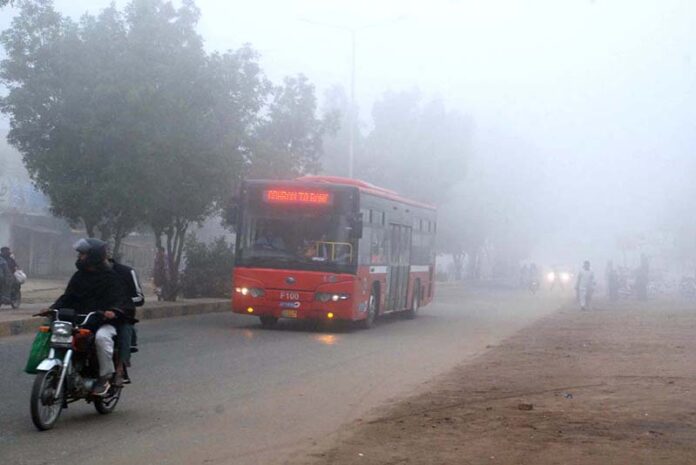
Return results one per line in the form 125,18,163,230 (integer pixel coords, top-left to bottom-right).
159,219,189,301
84,220,95,238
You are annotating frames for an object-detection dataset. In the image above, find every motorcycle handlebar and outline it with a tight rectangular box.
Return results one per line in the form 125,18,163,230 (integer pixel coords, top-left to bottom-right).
33,308,125,326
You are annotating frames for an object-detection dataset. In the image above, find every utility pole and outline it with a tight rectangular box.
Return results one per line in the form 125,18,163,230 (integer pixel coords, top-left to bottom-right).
349,29,356,178
301,17,403,178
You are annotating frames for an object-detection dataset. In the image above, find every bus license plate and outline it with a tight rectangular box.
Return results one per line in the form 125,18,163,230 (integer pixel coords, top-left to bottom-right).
281,310,298,318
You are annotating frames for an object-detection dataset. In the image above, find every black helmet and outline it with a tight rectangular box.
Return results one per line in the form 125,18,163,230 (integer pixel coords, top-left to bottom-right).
73,238,108,268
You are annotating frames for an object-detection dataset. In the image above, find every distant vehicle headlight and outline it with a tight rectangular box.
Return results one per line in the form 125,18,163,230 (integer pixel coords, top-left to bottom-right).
560,272,571,283
546,272,556,282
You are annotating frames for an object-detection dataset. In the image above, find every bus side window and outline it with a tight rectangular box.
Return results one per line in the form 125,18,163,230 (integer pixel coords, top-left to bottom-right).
371,227,386,265
358,223,372,265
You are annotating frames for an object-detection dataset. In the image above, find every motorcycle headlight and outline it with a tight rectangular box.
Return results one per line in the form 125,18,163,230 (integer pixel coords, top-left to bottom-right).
50,321,73,345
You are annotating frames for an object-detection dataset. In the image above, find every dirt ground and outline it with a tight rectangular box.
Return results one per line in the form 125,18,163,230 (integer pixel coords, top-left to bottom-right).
293,297,696,465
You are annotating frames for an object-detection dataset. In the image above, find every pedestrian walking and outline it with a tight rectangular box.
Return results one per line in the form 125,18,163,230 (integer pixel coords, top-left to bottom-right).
606,260,619,301
153,246,168,301
575,260,595,310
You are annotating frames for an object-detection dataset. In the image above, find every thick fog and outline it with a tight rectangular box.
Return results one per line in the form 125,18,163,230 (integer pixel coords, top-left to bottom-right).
2,0,695,275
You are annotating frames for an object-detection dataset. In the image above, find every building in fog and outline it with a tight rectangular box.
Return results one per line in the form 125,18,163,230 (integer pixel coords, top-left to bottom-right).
0,130,81,276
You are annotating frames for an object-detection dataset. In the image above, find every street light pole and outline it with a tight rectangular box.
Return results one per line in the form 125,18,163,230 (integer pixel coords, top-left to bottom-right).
301,17,403,179
349,29,356,179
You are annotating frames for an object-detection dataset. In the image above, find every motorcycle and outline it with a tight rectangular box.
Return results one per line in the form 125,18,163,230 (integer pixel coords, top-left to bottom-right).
529,278,540,294
30,309,124,430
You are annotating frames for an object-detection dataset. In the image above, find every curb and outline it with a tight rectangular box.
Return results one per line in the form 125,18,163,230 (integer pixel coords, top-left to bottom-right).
0,299,230,338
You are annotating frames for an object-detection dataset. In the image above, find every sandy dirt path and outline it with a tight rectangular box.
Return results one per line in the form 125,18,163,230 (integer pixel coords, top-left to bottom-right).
293,297,696,465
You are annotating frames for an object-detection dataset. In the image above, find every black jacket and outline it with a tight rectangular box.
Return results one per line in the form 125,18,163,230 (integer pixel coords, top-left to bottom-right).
0,253,17,273
51,264,130,327
110,260,145,321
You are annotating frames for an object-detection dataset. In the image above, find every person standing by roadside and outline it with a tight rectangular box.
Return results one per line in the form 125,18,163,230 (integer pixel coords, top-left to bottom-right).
153,246,167,301
635,254,650,301
576,260,596,311
606,260,619,301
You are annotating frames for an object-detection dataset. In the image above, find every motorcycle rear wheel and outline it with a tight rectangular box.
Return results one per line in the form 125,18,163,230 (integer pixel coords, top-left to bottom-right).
30,368,63,431
94,386,122,414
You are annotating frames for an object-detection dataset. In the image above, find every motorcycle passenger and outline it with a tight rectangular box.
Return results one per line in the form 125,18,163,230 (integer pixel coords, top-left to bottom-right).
48,239,130,396
108,253,145,387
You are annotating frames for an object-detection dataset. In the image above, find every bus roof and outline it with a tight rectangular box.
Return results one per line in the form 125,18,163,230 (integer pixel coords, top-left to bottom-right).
295,175,436,211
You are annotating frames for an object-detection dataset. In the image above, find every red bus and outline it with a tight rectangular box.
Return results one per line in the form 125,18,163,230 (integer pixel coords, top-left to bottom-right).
231,176,437,329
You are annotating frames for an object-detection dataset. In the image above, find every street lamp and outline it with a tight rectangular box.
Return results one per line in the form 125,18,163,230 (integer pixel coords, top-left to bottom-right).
301,17,404,178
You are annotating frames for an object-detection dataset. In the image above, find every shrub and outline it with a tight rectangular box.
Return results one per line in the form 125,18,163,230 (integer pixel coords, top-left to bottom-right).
181,235,235,298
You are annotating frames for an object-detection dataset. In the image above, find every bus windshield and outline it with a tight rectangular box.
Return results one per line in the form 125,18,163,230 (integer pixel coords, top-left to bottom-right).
236,210,357,273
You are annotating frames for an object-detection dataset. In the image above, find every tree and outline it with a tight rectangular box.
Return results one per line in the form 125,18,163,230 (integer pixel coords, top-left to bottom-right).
438,133,544,280
0,1,143,254
357,90,471,205
249,74,337,179
320,84,361,177
2,0,329,299
117,0,243,299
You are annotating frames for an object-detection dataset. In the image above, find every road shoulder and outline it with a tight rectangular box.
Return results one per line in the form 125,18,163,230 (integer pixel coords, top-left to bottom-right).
0,298,230,337
294,298,696,464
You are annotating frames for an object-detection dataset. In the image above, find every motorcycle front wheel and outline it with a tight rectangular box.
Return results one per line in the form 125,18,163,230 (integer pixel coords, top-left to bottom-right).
94,386,122,414
30,368,63,430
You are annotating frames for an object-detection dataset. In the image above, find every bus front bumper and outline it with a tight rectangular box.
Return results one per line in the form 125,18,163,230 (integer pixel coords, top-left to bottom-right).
232,299,362,321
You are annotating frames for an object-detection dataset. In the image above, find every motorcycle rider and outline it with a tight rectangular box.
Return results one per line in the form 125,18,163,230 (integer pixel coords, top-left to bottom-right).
0,252,9,305
47,239,129,396
1,247,20,304
108,251,145,386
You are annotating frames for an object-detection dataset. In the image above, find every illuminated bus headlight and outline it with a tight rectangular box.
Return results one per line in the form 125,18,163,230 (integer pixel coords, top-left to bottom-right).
50,321,74,346
316,292,350,302
546,272,556,283
235,287,265,297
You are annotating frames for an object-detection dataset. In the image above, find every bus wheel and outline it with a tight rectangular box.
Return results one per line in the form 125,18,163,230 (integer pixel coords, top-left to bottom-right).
357,291,377,329
404,285,420,320
259,316,278,329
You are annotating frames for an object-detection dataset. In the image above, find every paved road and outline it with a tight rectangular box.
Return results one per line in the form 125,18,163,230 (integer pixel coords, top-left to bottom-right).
0,286,565,465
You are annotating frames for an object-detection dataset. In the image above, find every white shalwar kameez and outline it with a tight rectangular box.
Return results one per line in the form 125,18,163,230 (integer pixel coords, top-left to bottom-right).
577,268,595,310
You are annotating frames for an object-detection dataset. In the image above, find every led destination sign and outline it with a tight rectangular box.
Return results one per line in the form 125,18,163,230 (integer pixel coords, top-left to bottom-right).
263,189,332,205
